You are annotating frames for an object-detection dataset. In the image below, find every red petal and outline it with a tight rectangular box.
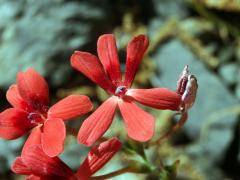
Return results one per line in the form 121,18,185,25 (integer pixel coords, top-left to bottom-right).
76,138,121,179
22,145,74,177
22,126,42,156
26,175,63,180
124,35,149,87
0,108,34,140
6,84,33,112
71,51,115,93
11,157,31,175
48,95,93,121
17,69,49,111
118,100,155,142
97,34,122,85
127,88,181,110
26,175,41,180
78,97,118,146
42,118,66,157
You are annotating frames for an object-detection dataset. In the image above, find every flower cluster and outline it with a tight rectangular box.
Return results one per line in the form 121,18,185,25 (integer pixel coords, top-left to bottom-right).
0,34,197,179
12,138,121,180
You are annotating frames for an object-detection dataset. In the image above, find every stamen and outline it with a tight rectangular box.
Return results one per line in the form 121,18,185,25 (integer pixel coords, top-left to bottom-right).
27,112,44,124
115,86,127,96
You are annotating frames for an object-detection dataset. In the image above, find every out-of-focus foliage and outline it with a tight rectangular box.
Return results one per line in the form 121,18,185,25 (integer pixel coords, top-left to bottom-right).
0,0,240,179
197,0,240,12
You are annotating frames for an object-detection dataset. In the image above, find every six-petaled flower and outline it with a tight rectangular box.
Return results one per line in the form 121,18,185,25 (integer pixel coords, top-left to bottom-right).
11,138,121,180
0,69,93,157
71,34,181,146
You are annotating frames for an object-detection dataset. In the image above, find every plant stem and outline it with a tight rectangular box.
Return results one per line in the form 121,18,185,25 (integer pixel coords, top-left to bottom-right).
148,112,188,147
90,167,138,180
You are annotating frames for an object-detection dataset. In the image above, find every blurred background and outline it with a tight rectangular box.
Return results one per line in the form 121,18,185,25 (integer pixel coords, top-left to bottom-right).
0,0,240,179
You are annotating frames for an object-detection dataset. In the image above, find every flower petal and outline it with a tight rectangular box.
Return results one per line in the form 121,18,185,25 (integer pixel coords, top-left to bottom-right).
118,100,155,142
26,175,41,180
124,35,149,87
17,69,49,111
22,126,42,156
22,145,74,177
0,108,34,140
76,138,121,179
6,84,33,112
78,97,118,146
42,118,66,157
71,51,115,93
97,34,122,85
127,88,181,110
11,157,32,175
26,175,59,180
48,95,93,121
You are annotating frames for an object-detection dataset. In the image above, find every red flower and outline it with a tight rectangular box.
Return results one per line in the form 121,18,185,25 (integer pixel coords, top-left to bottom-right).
11,138,121,180
0,69,93,157
71,34,181,146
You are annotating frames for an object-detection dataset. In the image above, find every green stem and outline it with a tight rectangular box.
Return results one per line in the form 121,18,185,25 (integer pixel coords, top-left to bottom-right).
148,112,188,147
90,167,138,180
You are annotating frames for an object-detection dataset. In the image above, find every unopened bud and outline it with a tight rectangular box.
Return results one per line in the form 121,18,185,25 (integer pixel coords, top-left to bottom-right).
177,65,189,95
177,65,198,110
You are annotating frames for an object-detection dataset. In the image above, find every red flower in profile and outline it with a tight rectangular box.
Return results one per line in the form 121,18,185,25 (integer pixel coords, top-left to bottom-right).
11,138,121,180
0,69,93,157
71,34,181,146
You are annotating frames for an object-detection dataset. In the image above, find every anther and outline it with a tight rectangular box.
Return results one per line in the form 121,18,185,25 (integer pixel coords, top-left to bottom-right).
115,86,127,96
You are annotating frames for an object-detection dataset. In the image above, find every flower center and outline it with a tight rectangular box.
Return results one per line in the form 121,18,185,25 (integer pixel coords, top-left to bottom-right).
27,112,45,125
29,98,49,113
115,86,127,97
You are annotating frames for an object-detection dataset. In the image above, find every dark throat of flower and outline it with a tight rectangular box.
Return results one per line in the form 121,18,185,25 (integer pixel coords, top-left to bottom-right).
114,86,127,97
27,112,46,125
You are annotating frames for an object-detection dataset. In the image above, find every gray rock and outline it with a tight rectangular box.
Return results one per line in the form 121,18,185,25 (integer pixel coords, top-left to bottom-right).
151,40,239,165
60,136,89,170
219,63,239,85
235,83,240,101
0,0,104,88
153,0,188,19
218,46,234,64
0,138,24,174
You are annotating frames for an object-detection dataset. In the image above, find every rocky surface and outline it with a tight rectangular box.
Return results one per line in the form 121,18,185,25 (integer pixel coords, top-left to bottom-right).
151,39,239,178
0,0,104,88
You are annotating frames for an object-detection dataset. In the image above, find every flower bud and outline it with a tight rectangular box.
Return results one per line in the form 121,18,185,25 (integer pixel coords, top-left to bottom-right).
177,65,198,110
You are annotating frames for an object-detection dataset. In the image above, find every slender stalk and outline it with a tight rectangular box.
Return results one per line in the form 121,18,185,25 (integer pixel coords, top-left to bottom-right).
66,125,78,137
148,112,188,146
90,167,138,180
